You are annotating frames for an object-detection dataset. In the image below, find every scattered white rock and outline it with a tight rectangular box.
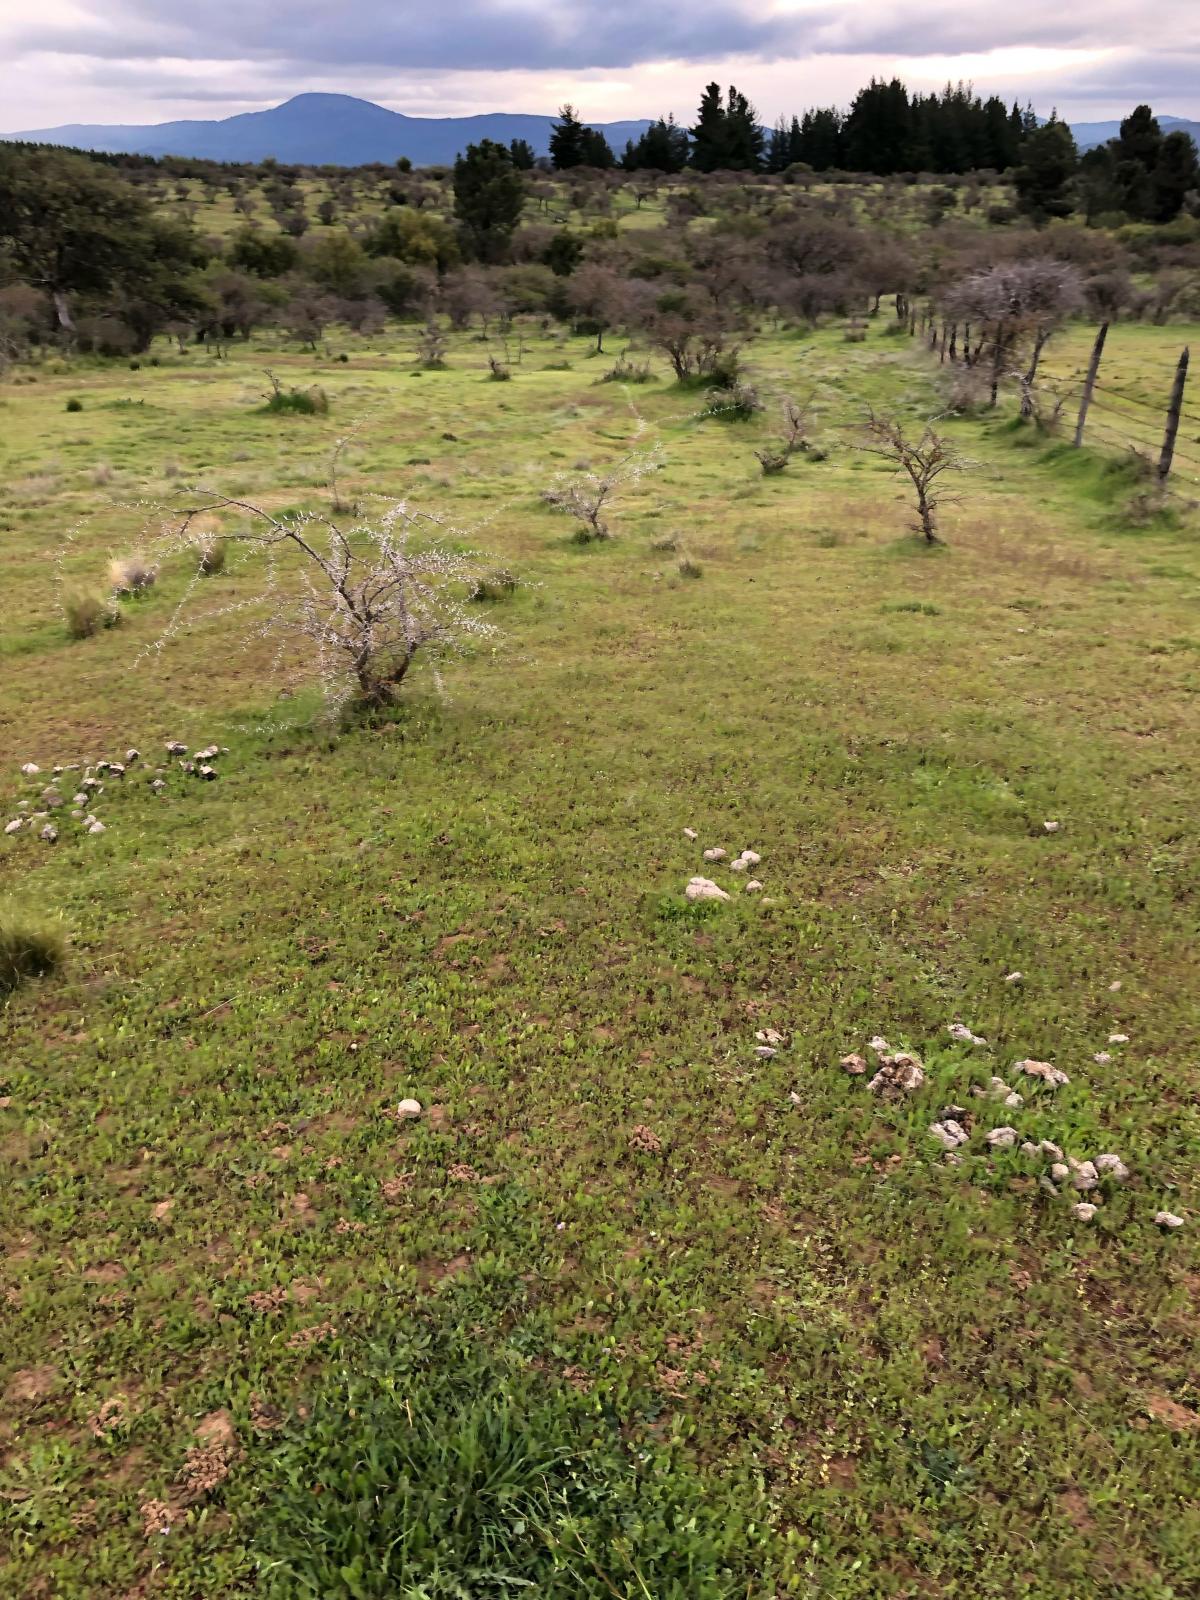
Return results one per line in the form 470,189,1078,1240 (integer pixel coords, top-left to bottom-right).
198,765,217,781
682,827,697,841
1040,1140,1064,1160
73,793,87,807
1020,1141,1040,1157
40,824,57,842
756,1028,785,1045
868,1036,891,1055
788,1090,803,1106
685,876,729,903
745,879,764,892
20,763,39,776
739,850,761,866
1051,1162,1070,1182
1070,1160,1099,1193
1095,1154,1129,1182
1155,1211,1185,1229
87,820,106,836
195,745,219,761
1070,1202,1098,1222
1093,1053,1111,1065
1014,1059,1070,1088
840,1053,867,1075
126,749,140,763
868,1054,925,1096
108,762,125,778
943,1151,964,1166
929,1120,969,1150
395,1098,422,1120
729,857,748,872
1108,981,1122,993
150,779,166,793
986,1127,1018,1150
948,1022,988,1046
165,741,187,756
4,819,22,835
1004,971,1023,984
1043,820,1060,833
1108,1033,1129,1045
702,847,727,862
1039,1176,1059,1195
754,1045,778,1060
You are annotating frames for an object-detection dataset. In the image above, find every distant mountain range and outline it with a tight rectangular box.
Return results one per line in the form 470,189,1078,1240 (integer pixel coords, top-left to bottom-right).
6,93,653,167
6,92,1199,167
1071,115,1200,152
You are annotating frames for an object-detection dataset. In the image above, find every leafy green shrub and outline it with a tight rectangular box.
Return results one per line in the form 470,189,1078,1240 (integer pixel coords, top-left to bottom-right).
63,586,119,639
599,357,652,384
469,568,519,602
198,538,227,577
250,1322,769,1599
702,382,760,422
261,384,329,416
487,357,512,382
65,397,83,412
0,907,65,994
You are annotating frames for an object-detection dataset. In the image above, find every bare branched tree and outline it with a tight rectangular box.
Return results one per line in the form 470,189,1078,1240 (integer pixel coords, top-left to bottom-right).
754,393,817,475
860,410,971,545
144,495,499,711
542,445,663,542
942,260,1084,406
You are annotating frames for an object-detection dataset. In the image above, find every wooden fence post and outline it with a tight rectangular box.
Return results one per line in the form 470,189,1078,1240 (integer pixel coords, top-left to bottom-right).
1073,321,1108,448
1157,347,1190,481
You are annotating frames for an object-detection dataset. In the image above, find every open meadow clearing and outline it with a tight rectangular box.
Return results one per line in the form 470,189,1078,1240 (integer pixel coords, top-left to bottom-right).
1,311,1199,1597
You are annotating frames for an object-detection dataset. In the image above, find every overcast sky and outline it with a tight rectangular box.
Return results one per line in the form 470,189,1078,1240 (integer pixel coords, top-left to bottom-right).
2,0,1198,131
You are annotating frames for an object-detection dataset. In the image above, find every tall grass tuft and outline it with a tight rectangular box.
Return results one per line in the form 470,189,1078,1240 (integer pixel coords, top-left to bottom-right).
0,907,66,994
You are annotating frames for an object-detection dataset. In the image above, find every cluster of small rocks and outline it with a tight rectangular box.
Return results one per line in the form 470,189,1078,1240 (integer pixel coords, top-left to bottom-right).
4,740,228,844
683,832,765,901
837,1024,1185,1232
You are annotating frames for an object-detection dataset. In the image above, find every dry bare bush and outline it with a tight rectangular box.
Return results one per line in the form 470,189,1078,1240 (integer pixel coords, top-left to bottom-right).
860,409,971,545
543,445,663,542
108,553,158,596
145,495,500,712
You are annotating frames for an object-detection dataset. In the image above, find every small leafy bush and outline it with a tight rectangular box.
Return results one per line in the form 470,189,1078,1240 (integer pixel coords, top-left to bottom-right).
469,568,519,602
261,384,329,416
678,556,703,579
64,586,119,639
0,907,65,994
197,538,227,577
65,396,83,413
599,357,652,384
487,357,512,382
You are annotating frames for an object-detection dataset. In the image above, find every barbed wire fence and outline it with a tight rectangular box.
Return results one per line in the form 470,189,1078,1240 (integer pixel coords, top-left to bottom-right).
912,305,1198,514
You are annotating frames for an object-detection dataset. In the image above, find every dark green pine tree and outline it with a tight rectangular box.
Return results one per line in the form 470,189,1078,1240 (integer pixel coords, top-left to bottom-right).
1013,116,1078,222
624,115,690,172
508,138,535,171
549,105,588,170
725,86,765,169
689,83,731,172
1150,129,1200,222
766,117,790,173
452,139,525,262
579,127,615,169
843,78,913,174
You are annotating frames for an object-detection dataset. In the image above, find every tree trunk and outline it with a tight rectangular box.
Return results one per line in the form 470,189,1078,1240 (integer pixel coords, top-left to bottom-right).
52,290,75,334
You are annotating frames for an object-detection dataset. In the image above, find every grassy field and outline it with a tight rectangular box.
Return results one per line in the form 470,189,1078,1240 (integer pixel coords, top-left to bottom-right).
1,314,1198,1597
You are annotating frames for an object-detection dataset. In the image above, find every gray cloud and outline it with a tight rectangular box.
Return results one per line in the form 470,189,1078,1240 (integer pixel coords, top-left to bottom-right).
4,1,1199,127
14,0,1198,73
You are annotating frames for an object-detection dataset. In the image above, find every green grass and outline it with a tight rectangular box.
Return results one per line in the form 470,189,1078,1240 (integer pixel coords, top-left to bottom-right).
0,313,1197,1598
